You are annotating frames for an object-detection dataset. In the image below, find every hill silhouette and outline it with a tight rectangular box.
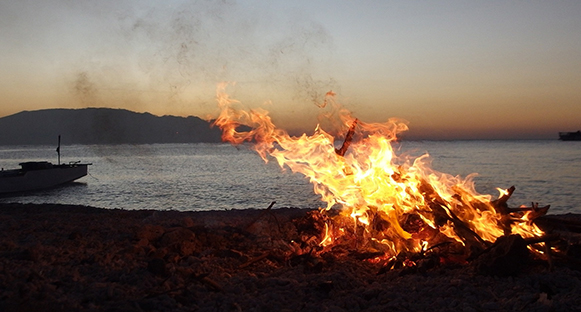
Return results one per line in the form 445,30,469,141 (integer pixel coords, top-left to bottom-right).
0,108,223,145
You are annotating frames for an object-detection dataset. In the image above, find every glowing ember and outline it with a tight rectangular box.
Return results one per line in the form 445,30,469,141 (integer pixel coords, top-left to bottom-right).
211,82,545,258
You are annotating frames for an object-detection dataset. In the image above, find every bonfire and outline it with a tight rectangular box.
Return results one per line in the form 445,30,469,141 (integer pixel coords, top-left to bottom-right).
211,83,552,272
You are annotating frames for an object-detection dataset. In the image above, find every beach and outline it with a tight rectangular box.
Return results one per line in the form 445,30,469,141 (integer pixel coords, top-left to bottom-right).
1,203,581,311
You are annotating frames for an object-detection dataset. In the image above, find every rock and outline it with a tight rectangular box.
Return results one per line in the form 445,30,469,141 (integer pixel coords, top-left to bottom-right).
136,224,165,241
136,238,149,247
182,217,195,228
20,247,40,262
68,231,82,240
159,227,198,256
147,258,167,276
152,247,169,259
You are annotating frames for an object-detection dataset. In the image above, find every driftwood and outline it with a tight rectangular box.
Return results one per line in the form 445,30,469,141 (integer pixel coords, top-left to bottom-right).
193,273,224,292
238,251,271,269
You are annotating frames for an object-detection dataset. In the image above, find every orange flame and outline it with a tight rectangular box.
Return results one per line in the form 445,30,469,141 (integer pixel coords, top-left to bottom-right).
212,83,543,257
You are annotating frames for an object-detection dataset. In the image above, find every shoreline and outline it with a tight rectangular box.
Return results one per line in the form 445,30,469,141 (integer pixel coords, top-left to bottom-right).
1,203,580,311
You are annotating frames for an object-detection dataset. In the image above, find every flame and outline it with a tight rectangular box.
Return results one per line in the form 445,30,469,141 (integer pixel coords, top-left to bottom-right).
320,223,333,247
212,83,544,257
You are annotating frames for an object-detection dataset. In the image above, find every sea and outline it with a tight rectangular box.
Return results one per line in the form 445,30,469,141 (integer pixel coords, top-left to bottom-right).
0,141,579,214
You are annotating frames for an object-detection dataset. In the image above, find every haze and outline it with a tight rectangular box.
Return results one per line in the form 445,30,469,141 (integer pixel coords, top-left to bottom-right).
1,1,580,140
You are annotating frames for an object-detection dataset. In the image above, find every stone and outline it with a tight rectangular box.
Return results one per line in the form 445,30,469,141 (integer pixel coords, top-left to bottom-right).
136,224,165,241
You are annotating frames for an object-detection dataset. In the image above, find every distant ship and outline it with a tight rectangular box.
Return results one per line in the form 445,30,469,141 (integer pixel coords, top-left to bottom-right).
559,131,581,141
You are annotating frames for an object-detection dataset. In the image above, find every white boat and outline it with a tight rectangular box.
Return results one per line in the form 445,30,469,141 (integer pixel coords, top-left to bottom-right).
0,135,91,194
0,161,90,194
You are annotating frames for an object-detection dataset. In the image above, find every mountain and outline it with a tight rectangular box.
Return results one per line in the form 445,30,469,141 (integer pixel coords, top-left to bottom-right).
0,108,223,145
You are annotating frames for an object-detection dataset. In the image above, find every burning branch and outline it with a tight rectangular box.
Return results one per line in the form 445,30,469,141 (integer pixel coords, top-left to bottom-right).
491,186,549,236
492,186,515,215
420,180,489,252
335,119,358,157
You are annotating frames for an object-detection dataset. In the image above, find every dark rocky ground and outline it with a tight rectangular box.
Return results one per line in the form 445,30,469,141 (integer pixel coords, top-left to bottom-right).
1,203,580,312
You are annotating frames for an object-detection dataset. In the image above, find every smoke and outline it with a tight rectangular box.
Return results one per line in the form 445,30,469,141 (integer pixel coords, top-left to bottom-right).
120,1,338,107
73,71,98,107
58,0,341,134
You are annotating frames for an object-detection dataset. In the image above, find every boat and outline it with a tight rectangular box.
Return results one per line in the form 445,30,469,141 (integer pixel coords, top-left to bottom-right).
0,135,91,194
559,131,581,141
0,161,91,194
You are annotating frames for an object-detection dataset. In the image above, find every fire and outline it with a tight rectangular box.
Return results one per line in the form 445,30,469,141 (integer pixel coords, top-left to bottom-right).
211,83,545,257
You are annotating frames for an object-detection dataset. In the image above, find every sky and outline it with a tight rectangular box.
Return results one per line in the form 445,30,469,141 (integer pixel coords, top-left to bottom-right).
1,0,580,140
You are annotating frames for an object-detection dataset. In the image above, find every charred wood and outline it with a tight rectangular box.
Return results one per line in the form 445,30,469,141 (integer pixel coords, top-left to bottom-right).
192,273,224,292
420,180,489,253
491,185,515,215
335,119,358,156
535,213,581,233
472,234,531,276
239,251,271,269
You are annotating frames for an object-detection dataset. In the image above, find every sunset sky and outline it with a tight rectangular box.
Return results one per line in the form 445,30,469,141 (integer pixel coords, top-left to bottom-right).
1,1,580,139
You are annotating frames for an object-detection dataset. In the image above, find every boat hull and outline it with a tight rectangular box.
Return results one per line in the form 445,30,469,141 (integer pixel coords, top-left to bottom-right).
0,163,89,194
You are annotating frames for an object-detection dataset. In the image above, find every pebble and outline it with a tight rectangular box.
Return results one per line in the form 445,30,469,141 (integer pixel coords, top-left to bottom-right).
1,203,581,312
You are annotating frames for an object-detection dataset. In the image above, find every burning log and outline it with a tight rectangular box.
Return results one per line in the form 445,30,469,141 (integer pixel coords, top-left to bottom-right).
287,167,556,276
490,186,550,235
512,202,551,227
419,179,489,253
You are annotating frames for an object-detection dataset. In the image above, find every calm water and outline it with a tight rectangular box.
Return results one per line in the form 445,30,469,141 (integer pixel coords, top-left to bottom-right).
0,141,579,214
